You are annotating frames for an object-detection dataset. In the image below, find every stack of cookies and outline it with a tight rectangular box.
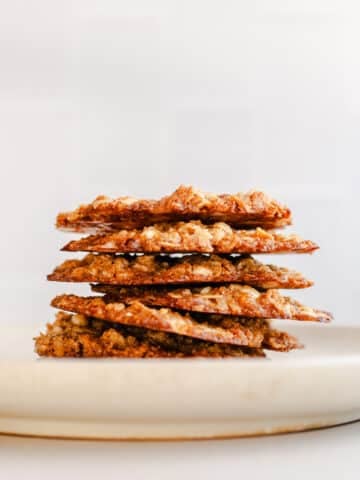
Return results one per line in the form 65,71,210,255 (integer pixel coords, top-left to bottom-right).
35,186,332,358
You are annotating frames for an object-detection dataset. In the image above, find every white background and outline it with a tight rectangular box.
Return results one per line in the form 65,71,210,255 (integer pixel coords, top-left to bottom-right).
0,0,359,326
0,1,359,477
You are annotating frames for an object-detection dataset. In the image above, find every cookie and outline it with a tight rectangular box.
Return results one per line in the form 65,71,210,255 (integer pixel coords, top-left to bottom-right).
50,294,302,349
57,185,291,232
93,284,332,322
35,311,266,358
62,221,317,254
48,253,313,289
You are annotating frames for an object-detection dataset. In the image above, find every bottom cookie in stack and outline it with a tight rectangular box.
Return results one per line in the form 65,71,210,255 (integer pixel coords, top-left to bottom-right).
34,294,302,358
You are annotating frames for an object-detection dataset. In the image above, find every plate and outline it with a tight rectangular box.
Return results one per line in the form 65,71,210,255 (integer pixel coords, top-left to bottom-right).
1,322,360,440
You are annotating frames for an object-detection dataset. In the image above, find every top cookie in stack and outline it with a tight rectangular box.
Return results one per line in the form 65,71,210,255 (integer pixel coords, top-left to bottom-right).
35,186,331,358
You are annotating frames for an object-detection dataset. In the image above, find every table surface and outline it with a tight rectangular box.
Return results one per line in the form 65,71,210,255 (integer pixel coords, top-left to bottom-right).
1,421,359,480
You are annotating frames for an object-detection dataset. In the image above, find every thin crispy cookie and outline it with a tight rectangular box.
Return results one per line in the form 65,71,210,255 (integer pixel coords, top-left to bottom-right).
56,185,292,232
50,294,301,349
50,295,265,347
35,312,265,358
48,253,313,289
62,221,318,254
93,284,332,322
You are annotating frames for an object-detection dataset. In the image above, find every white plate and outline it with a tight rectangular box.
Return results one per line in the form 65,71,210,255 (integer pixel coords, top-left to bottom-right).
1,322,360,440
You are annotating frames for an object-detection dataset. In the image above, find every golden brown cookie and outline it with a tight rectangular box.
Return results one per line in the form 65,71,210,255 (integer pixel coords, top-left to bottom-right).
93,284,332,322
50,294,302,349
62,221,317,254
50,295,266,347
56,185,292,232
35,311,266,358
48,253,313,289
